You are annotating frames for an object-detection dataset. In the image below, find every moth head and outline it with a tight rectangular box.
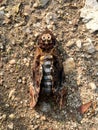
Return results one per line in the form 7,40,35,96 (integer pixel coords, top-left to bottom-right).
38,28,56,51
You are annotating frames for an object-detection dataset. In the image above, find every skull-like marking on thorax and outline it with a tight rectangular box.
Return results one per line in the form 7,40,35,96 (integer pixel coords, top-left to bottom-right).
38,29,56,51
41,33,52,44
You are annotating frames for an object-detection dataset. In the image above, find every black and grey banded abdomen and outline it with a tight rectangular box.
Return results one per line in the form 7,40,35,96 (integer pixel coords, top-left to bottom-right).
40,55,53,95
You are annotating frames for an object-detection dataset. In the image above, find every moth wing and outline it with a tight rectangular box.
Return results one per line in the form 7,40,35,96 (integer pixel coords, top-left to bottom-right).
51,48,64,89
30,47,43,108
51,48,67,108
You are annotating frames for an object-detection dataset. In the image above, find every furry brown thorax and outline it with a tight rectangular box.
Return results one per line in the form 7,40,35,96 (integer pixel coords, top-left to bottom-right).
38,29,56,51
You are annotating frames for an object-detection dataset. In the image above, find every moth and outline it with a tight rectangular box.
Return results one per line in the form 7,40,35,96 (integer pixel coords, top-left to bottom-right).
30,28,66,109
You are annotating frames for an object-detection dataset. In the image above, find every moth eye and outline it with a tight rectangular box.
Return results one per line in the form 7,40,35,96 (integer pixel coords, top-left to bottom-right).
42,35,46,41
47,34,51,40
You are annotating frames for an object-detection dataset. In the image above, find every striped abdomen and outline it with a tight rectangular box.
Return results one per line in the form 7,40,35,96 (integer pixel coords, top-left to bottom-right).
40,55,53,95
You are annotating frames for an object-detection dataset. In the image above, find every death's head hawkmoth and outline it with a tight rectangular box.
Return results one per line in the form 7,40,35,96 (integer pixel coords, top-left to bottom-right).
30,28,66,109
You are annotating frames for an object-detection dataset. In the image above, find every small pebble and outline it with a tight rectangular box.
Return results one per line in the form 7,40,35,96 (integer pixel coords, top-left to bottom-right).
9,59,16,65
33,32,40,37
8,89,15,99
33,3,39,8
22,77,26,84
76,40,82,48
47,24,54,30
66,39,75,47
88,82,96,90
1,114,6,120
45,12,57,24
34,113,40,119
0,71,4,76
0,79,3,85
0,43,5,51
18,79,22,83
40,115,46,121
63,58,75,73
83,38,95,54
0,10,4,16
9,114,15,120
39,0,50,7
5,104,9,107
69,21,72,24
8,122,14,129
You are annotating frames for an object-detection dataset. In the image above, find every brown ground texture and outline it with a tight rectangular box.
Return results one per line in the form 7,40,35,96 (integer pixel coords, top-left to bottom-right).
0,0,98,130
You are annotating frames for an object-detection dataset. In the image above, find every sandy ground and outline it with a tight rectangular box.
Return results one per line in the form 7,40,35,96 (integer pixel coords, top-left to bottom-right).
0,0,98,130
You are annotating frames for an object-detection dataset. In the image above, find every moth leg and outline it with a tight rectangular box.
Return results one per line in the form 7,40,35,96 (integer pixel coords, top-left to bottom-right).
59,87,67,109
29,83,37,108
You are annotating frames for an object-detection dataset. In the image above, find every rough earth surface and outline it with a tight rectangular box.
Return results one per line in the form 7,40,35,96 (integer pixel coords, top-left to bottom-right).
0,0,98,130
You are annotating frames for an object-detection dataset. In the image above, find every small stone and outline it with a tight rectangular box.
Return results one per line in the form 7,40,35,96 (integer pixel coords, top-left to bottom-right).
39,0,50,7
83,38,95,53
0,6,5,11
25,28,31,34
77,74,82,85
88,44,95,53
5,104,9,107
69,21,72,24
24,5,31,16
95,62,98,66
9,59,16,65
63,58,75,73
8,89,15,99
0,71,4,76
29,42,34,46
26,62,30,67
5,13,10,18
1,114,7,120
0,79,3,85
47,24,54,30
12,4,20,14
23,58,28,64
76,40,82,48
3,16,11,24
33,3,39,8
0,10,4,17
40,115,46,121
9,114,15,120
45,12,57,24
95,45,98,51
88,82,96,90
66,39,75,47
22,77,26,84
36,114,40,119
8,122,14,129
0,42,5,51
18,79,22,83
96,72,98,76
33,32,39,37
80,0,98,32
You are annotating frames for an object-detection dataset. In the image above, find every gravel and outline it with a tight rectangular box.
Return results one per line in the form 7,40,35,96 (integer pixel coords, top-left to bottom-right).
0,0,98,130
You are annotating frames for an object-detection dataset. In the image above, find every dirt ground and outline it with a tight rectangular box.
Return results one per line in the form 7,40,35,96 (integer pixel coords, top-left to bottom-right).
0,0,98,130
